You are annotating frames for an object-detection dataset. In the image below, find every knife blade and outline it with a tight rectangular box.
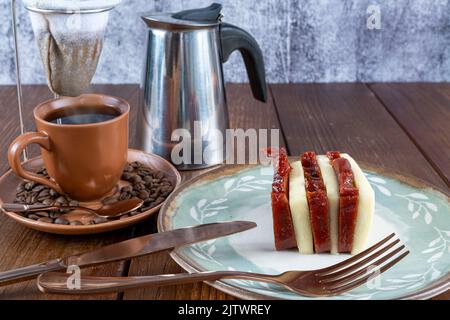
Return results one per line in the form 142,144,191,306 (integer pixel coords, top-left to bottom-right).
0,221,256,286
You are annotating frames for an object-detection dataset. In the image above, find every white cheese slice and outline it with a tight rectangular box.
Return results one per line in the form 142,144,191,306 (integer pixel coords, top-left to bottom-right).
317,155,339,254
341,154,375,254
289,161,314,254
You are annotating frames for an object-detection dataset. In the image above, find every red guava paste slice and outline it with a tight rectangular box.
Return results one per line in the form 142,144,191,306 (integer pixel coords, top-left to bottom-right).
301,152,331,253
268,148,297,251
327,152,359,253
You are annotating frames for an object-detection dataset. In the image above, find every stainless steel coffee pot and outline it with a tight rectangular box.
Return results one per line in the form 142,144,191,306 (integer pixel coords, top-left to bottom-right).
137,3,267,170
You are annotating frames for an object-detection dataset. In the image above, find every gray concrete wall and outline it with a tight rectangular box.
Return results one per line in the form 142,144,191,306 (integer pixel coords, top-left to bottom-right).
1,0,449,85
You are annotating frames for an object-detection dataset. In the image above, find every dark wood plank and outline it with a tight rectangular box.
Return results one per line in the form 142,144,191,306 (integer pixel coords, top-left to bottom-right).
123,83,283,300
270,83,447,190
0,85,138,300
370,83,450,187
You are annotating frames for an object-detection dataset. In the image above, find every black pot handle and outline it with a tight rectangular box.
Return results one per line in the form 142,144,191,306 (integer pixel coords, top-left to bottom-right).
220,23,268,102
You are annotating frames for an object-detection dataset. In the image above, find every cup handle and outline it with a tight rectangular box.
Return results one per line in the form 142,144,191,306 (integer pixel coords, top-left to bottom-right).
8,132,64,194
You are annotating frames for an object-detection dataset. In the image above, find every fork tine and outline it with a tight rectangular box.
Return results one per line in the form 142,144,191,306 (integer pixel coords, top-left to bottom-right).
319,239,401,282
326,250,410,296
323,244,405,287
316,233,396,276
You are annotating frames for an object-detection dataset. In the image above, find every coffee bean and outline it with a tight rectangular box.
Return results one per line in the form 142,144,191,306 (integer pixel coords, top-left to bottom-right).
42,199,54,206
93,216,108,224
55,196,67,205
156,172,164,180
154,197,165,206
143,176,153,184
103,196,119,205
137,170,154,178
25,195,33,204
121,186,133,193
54,217,70,225
24,181,35,191
49,189,59,197
28,214,41,220
137,206,146,213
32,185,46,193
16,190,27,198
16,185,24,193
38,189,50,198
70,221,83,226
131,161,141,168
134,183,145,191
69,200,79,207
132,175,142,184
124,164,134,172
138,190,149,200
121,173,132,181
50,212,62,219
38,217,53,223
119,192,131,201
35,211,49,218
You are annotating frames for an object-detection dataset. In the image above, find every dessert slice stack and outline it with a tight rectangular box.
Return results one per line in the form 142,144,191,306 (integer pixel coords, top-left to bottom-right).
270,149,374,255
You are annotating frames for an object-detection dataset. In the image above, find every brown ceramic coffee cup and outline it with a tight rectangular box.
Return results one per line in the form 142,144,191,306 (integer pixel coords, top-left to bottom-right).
8,94,129,202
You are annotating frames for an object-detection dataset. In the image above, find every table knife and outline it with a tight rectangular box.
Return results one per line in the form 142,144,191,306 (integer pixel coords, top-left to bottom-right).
0,221,256,286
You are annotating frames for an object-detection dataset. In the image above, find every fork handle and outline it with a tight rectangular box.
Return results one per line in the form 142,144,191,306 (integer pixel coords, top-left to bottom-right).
38,271,280,295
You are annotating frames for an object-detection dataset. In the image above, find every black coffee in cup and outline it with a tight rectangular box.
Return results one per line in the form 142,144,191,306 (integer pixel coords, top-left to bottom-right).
45,106,122,125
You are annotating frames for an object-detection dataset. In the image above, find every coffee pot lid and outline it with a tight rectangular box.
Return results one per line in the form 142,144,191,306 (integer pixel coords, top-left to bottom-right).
22,0,122,13
142,3,223,30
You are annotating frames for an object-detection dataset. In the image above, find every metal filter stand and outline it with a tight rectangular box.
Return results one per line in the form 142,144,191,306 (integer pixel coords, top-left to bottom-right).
11,0,27,160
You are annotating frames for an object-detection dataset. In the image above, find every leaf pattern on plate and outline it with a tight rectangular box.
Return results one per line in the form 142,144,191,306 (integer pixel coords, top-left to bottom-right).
188,175,272,224
367,175,392,196
394,192,438,225
421,227,450,263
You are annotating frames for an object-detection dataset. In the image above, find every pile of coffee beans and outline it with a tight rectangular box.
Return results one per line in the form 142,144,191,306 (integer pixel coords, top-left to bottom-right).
104,161,174,213
13,162,174,226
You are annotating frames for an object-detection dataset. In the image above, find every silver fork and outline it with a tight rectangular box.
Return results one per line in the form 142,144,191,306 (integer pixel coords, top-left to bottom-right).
37,233,408,297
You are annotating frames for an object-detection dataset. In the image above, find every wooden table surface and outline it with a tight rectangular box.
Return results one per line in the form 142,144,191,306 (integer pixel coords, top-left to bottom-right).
0,83,448,300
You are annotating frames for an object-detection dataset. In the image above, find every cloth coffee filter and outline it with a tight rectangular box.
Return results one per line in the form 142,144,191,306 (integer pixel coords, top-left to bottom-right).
23,0,122,97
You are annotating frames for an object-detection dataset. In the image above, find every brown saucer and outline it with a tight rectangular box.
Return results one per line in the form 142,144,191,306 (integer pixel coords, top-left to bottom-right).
0,149,181,235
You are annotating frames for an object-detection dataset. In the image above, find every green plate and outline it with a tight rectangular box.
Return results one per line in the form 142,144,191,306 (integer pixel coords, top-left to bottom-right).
158,165,450,300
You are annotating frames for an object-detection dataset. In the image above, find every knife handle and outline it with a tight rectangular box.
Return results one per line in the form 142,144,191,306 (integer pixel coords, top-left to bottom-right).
0,259,65,286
